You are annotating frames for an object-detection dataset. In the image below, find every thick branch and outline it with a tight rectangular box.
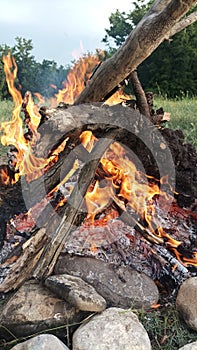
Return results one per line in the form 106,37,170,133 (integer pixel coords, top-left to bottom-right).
33,131,118,279
74,0,196,104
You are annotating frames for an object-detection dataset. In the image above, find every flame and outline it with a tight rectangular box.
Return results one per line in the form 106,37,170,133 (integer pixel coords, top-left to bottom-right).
0,165,11,186
56,51,104,105
105,89,131,106
83,133,197,267
34,92,46,105
79,130,97,152
0,53,66,183
85,139,165,223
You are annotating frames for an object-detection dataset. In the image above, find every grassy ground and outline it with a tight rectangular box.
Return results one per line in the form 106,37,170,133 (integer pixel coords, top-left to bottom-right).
155,96,197,148
137,304,197,349
0,100,14,161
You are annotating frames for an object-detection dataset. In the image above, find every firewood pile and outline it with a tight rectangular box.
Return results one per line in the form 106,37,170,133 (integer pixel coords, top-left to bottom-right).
0,53,197,297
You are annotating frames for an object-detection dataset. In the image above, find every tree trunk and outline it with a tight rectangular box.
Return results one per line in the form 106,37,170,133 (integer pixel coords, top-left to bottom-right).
74,0,196,104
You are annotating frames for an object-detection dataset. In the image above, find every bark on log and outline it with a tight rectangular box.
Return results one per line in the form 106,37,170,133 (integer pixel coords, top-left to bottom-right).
165,11,197,39
74,0,196,104
35,104,161,158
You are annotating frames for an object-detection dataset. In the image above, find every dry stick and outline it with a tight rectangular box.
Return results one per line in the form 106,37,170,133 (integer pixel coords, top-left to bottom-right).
112,196,163,245
129,70,151,119
0,146,91,293
33,130,118,279
165,11,197,40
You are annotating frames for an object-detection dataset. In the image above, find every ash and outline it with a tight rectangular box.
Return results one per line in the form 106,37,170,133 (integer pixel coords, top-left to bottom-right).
63,204,197,289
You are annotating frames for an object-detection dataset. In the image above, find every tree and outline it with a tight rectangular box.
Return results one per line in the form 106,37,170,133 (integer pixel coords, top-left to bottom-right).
74,0,197,105
103,0,153,48
34,60,69,98
102,0,197,97
0,37,69,100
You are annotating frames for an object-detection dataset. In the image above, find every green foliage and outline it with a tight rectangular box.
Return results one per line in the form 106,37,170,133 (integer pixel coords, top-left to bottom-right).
102,0,152,48
0,37,69,100
103,1,197,97
138,23,197,97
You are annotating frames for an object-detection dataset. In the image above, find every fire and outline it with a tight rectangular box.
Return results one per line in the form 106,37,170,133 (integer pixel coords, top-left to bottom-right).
85,140,164,223
0,54,48,182
81,131,197,267
1,52,197,270
56,51,104,105
0,54,69,183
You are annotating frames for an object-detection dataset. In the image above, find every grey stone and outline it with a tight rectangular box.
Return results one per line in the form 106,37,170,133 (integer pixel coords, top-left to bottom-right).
10,334,69,349
72,307,151,350
179,341,197,350
176,277,197,331
54,254,159,310
0,279,87,339
45,274,106,312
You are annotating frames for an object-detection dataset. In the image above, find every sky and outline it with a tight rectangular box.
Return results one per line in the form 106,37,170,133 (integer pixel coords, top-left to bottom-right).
0,0,133,66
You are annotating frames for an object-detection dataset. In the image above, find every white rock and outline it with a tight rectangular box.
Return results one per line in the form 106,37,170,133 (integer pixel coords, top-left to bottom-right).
72,307,151,350
179,341,197,350
176,277,197,331
10,334,69,349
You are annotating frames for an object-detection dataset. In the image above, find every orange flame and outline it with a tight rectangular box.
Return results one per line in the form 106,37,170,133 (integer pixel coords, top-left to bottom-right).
0,53,66,183
56,51,104,105
82,132,197,267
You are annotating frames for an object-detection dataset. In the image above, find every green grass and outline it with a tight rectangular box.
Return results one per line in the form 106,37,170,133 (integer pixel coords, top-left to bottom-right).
155,96,197,148
137,305,197,350
0,100,14,161
0,100,14,122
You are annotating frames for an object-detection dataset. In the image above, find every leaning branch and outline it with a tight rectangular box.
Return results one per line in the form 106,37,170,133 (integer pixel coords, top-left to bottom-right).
74,0,196,104
165,11,197,40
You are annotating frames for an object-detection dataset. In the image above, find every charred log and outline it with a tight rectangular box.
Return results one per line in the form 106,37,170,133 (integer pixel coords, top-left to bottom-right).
35,104,197,207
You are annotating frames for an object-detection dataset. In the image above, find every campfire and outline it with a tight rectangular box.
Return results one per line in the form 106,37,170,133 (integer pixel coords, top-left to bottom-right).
0,52,197,295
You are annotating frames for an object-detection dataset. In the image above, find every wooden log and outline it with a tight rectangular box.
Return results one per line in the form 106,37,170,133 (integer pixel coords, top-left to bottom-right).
33,130,118,279
0,228,48,292
35,103,159,157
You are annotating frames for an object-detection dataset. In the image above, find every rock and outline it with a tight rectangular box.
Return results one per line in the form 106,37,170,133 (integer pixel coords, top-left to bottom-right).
0,279,87,339
10,334,69,349
176,277,197,331
54,254,159,310
72,307,151,350
179,341,197,350
45,274,106,312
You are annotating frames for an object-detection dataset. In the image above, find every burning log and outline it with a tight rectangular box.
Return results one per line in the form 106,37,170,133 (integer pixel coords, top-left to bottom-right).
0,129,120,291
0,102,197,291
